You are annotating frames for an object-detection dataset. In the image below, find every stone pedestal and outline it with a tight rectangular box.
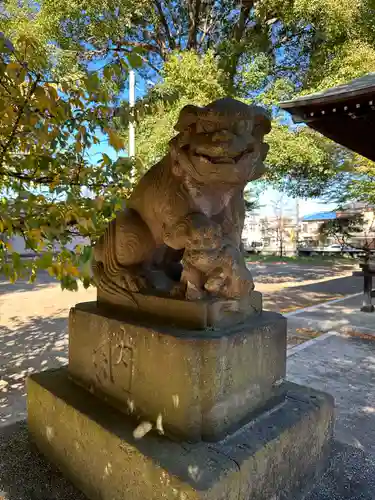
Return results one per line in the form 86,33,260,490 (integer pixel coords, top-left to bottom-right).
27,297,335,500
68,302,286,441
97,290,263,329
27,370,333,500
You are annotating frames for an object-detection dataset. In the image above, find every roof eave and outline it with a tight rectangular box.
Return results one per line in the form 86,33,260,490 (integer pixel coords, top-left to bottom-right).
280,88,375,110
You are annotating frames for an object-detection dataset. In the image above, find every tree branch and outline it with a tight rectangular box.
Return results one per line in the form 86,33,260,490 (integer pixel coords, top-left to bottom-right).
0,169,114,189
225,0,254,87
116,40,162,55
187,0,202,49
198,0,217,48
0,76,40,167
153,0,176,50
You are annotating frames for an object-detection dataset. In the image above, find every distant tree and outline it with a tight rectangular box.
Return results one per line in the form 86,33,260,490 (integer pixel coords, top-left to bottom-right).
108,0,375,197
319,210,375,261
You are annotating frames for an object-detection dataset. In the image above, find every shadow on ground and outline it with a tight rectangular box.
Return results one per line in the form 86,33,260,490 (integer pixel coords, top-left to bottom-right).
0,315,68,425
0,421,86,500
251,261,356,286
288,335,375,455
0,271,56,295
263,275,362,313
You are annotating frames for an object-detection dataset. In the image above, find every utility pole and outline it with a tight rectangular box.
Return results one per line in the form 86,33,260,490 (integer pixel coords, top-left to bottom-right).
279,199,284,257
295,198,300,255
129,70,135,157
129,70,136,184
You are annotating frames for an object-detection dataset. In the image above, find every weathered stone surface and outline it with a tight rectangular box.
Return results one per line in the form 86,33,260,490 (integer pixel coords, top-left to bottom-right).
92,98,271,304
68,302,286,441
97,289,262,329
27,369,334,500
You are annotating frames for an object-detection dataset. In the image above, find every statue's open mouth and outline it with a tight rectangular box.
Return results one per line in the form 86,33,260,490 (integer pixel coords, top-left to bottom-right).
192,147,254,165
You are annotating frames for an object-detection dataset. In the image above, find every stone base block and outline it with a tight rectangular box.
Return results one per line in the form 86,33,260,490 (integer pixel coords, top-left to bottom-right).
68,303,287,441
97,290,263,330
27,368,334,500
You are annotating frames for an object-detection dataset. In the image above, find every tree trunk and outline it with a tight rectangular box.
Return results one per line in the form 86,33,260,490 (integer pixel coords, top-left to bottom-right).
187,0,202,49
225,1,253,89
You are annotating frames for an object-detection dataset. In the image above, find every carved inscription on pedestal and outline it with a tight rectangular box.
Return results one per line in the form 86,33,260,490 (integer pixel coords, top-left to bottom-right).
92,326,134,393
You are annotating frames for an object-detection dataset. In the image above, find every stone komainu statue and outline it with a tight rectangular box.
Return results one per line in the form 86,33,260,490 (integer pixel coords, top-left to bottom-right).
92,97,271,303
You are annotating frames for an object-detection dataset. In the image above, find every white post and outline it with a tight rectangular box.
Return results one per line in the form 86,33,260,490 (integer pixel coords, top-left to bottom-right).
128,70,136,187
295,198,300,255
129,70,136,159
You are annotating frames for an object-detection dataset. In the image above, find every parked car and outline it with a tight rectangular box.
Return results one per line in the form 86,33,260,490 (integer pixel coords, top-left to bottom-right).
242,240,264,254
298,243,368,257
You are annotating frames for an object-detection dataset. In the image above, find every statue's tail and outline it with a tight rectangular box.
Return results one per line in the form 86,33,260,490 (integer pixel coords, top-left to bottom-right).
92,260,138,307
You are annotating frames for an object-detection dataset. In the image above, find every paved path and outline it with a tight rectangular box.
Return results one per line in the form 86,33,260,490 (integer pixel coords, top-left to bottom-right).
286,294,375,336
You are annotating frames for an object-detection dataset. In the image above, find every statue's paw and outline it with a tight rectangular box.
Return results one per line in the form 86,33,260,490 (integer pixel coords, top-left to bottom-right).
224,272,254,299
204,275,226,296
185,281,206,300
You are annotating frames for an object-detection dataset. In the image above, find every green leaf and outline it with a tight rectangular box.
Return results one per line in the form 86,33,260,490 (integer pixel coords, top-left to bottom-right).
127,52,143,69
82,276,92,289
85,73,100,92
80,245,93,264
102,153,112,165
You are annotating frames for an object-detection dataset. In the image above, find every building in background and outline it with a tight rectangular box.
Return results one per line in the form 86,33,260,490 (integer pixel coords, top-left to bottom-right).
299,204,375,249
299,212,337,247
242,202,375,256
242,211,262,251
3,233,90,257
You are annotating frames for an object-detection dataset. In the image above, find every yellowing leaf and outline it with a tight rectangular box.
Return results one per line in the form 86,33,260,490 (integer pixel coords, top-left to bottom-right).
107,129,125,151
66,264,80,277
6,62,23,82
102,153,111,165
78,218,89,230
49,175,60,190
29,228,42,240
95,196,104,210
34,86,53,111
45,84,58,101
28,114,39,126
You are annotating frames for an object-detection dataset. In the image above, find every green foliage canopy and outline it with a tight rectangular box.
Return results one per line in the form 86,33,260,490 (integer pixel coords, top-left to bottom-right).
2,0,375,287
0,32,134,287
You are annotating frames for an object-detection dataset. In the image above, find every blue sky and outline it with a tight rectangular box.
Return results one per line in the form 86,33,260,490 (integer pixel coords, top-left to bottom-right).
258,187,335,217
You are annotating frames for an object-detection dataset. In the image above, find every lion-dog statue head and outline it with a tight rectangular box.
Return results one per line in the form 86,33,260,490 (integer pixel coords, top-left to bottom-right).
169,97,271,186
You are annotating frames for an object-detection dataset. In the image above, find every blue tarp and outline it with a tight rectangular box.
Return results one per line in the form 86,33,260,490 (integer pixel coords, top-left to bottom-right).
302,212,337,221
